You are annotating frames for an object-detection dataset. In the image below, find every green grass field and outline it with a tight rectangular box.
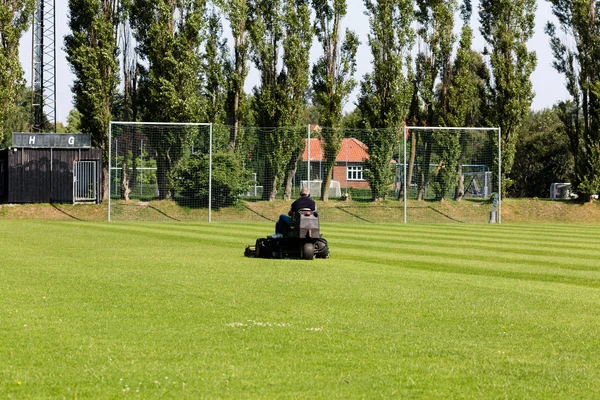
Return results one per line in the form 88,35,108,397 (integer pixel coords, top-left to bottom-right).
2,220,600,398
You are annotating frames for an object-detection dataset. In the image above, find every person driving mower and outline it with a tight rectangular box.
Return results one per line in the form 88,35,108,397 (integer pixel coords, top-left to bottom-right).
275,187,316,235
244,186,328,259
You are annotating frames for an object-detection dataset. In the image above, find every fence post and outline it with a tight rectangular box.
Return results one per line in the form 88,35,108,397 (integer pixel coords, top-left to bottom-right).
489,193,499,223
140,139,143,195
209,123,213,223
498,127,502,224
307,124,311,192
404,125,407,224
108,122,112,222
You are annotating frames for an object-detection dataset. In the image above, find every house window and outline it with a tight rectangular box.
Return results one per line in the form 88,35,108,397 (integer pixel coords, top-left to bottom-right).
347,166,363,181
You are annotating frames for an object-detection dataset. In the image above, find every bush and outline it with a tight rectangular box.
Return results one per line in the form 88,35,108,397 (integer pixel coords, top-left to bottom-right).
173,152,251,208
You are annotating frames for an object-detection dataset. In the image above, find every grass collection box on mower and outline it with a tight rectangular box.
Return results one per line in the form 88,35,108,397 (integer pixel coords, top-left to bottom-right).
244,209,329,260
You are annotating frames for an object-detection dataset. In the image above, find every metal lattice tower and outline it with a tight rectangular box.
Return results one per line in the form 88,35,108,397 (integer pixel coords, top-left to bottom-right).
31,0,56,133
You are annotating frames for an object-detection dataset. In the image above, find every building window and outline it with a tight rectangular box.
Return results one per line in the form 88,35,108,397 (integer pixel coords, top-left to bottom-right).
347,166,363,181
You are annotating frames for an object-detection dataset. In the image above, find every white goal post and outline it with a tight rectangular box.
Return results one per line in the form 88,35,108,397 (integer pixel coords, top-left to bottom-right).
400,126,502,223
108,122,213,222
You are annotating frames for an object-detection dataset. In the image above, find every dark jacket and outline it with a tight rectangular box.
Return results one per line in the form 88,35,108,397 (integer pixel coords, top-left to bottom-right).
290,196,316,214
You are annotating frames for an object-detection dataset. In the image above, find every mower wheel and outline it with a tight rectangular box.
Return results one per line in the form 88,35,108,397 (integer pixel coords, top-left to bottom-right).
255,239,262,258
303,242,315,260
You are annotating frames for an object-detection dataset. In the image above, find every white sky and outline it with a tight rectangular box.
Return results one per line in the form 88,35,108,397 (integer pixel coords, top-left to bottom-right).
19,1,568,124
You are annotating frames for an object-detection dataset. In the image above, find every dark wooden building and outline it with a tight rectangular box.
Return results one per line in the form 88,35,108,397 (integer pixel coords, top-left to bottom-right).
0,133,103,204
0,149,7,202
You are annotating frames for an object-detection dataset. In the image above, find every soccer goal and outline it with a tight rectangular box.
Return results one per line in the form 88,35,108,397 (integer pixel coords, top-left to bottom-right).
108,122,213,222
398,126,501,223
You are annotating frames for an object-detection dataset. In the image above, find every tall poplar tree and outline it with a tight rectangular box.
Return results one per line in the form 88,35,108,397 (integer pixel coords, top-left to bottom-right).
443,0,489,200
414,0,457,201
312,0,359,201
203,10,228,124
130,0,206,199
65,0,122,200
116,16,138,201
546,0,600,201
0,0,35,147
357,0,414,201
479,0,537,195
249,0,285,201
280,0,312,201
218,0,250,152
249,0,312,201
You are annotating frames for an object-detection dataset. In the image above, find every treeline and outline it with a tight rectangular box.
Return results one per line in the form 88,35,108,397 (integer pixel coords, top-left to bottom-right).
0,0,598,201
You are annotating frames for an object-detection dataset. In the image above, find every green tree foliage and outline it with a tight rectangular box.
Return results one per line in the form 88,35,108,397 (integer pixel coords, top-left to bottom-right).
173,151,250,207
414,0,457,201
415,0,456,124
444,3,487,129
249,0,283,127
441,0,489,200
357,0,414,201
130,0,206,200
203,10,228,124
65,109,82,133
546,0,600,201
430,130,460,200
113,16,141,201
218,0,250,152
479,0,537,196
312,0,359,201
248,0,286,201
0,0,36,147
65,0,122,200
248,0,312,201
1,86,32,148
280,0,313,200
509,107,573,198
340,107,363,130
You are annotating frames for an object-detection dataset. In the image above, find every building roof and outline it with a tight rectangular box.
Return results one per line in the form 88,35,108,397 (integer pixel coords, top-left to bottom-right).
301,138,369,162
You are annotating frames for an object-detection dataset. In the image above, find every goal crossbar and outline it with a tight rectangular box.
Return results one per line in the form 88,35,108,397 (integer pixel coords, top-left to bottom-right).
108,121,213,222
402,126,501,223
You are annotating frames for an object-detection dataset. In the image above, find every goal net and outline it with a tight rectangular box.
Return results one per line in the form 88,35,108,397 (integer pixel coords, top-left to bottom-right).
109,122,213,221
108,122,500,223
399,127,500,223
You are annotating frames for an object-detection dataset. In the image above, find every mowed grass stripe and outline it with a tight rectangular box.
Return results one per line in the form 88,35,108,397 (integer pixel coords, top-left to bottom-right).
44,221,263,251
35,221,600,278
329,223,599,248
329,226,600,258
3,221,600,398
328,230,600,272
324,225,600,287
327,224,600,263
42,221,600,279
331,247,600,289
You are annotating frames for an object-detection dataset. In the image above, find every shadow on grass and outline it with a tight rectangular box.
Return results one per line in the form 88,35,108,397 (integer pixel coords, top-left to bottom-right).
334,206,372,223
426,206,465,223
148,205,180,221
51,203,83,221
111,202,181,221
243,204,276,222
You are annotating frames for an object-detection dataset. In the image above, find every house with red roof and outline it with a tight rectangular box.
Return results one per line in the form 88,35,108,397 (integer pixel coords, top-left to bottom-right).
301,137,370,190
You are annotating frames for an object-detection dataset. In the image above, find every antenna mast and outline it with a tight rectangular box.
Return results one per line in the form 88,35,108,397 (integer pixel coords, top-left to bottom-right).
31,0,56,133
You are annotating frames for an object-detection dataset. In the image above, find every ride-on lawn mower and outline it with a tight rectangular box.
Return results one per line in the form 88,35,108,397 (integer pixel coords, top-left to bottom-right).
244,209,329,260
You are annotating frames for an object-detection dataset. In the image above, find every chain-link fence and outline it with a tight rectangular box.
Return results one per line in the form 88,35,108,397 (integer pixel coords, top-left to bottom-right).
109,122,500,223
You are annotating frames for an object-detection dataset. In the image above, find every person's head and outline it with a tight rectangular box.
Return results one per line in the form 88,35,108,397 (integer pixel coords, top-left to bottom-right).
300,187,310,197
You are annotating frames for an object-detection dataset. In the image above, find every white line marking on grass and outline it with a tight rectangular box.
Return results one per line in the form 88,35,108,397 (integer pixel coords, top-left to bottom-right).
225,320,291,328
